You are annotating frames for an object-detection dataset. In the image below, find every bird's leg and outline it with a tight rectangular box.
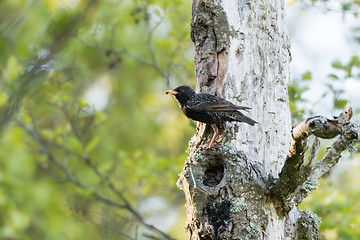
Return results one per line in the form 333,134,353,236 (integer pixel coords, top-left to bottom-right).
202,124,218,150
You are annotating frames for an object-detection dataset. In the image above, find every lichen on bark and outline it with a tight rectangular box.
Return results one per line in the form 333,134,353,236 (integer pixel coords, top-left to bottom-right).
285,208,321,240
179,147,271,239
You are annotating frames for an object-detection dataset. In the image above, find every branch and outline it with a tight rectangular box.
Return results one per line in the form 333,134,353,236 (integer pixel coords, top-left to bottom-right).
311,124,358,179
19,122,89,190
285,207,321,240
77,5,171,88
143,5,170,87
88,219,136,240
272,104,358,213
290,123,358,208
18,122,175,240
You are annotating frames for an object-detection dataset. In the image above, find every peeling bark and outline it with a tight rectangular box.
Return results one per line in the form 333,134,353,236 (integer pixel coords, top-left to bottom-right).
180,0,359,239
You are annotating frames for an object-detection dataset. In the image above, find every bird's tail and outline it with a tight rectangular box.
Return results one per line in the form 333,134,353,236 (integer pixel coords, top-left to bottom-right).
228,111,257,125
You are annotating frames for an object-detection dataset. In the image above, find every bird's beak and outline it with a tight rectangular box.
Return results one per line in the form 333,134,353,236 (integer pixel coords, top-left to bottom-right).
164,90,177,95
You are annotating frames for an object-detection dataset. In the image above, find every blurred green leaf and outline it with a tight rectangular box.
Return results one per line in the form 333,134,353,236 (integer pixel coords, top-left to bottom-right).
328,74,339,80
302,71,312,81
334,98,348,109
85,136,100,153
350,56,360,67
78,98,90,110
4,56,23,82
342,2,353,11
332,60,343,69
0,91,9,106
47,12,80,42
67,137,83,155
95,111,107,124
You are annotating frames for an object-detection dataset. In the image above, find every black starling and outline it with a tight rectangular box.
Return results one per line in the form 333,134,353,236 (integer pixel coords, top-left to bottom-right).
164,85,256,149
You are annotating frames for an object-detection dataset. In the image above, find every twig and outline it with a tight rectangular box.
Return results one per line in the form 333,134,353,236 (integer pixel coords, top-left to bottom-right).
77,5,171,87
143,6,170,87
62,106,83,142
19,122,88,190
87,217,136,240
302,137,320,177
143,232,166,240
77,37,169,83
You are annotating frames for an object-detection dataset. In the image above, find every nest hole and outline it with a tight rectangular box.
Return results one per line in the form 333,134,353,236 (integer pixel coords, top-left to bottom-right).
203,164,224,187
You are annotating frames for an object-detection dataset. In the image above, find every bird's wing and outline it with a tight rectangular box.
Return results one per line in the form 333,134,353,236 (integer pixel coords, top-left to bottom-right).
187,93,251,112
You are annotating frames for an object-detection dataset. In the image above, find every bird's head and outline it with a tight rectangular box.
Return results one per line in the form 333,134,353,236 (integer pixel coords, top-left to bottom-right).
164,85,196,105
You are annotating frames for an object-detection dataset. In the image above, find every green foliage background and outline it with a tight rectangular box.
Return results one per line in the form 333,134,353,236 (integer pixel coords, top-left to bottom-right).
0,0,359,239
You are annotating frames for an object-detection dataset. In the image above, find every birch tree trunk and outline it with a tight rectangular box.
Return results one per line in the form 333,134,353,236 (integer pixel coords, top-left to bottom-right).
178,0,358,239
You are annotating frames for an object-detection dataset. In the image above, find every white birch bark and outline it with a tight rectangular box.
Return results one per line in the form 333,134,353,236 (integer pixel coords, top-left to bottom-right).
222,0,291,176
221,1,291,238
179,0,357,239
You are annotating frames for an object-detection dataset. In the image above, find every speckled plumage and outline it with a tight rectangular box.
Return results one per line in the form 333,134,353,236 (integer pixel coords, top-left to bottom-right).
164,85,256,149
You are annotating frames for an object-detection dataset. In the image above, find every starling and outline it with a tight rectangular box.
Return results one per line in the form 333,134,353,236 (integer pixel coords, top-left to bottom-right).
164,85,256,149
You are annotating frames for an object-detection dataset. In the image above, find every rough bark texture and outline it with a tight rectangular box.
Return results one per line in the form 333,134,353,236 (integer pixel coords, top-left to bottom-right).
178,0,358,240
189,0,291,175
